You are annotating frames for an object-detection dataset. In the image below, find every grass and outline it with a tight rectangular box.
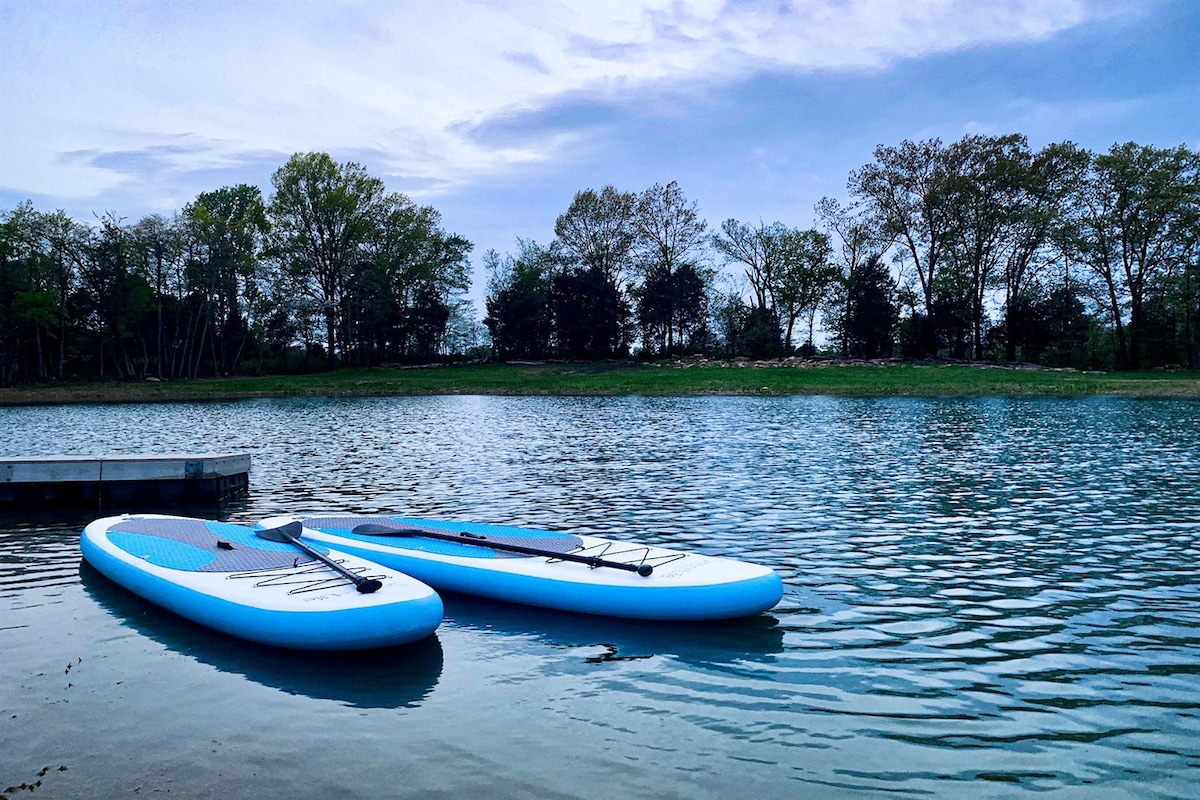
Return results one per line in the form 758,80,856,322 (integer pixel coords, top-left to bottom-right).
2,360,1199,405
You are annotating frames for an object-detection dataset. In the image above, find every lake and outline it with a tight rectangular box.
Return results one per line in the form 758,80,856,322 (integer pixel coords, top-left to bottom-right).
2,395,1198,799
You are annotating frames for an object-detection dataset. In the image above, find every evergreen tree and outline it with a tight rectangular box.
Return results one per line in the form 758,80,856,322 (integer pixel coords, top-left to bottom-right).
843,255,899,358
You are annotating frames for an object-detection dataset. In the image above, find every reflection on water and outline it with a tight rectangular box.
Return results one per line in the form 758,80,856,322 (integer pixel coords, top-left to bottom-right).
79,562,443,710
2,395,1199,799
441,591,786,667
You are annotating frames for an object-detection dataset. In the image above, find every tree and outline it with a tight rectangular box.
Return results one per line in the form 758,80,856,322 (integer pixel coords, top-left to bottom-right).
635,262,709,356
816,196,890,356
554,186,638,285
711,218,786,313
75,215,154,380
184,185,268,375
633,182,710,355
712,219,834,352
0,151,473,381
0,204,54,383
550,266,630,358
268,153,385,368
348,193,472,363
1067,143,1200,369
444,301,488,359
998,141,1090,362
843,254,899,358
40,210,88,380
995,277,1092,367
775,227,837,350
940,134,1030,359
130,213,184,378
712,294,782,358
552,187,638,356
849,139,956,356
483,241,556,360
1179,235,1200,368
405,285,450,360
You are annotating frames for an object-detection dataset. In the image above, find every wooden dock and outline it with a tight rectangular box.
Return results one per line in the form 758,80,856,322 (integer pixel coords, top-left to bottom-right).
0,453,251,509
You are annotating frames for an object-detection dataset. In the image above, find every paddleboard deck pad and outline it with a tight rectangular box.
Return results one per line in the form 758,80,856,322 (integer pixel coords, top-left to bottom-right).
81,514,443,650
258,514,784,621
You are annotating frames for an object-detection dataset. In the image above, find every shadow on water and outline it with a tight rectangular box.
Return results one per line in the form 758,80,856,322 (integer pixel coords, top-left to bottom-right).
78,561,443,709
0,497,252,530
439,590,785,667
0,504,244,595
0,508,107,532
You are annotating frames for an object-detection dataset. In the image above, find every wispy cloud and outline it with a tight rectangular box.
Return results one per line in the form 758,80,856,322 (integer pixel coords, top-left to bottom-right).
0,0,1116,205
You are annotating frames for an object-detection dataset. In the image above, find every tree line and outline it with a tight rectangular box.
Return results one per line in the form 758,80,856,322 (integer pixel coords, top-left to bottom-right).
3,135,1198,387
0,153,475,385
486,136,1199,370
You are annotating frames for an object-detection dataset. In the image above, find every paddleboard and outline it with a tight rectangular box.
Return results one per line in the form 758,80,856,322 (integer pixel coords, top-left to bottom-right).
81,514,443,650
257,514,784,621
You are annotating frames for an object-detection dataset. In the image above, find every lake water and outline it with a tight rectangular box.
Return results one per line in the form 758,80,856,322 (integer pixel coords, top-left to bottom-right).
2,395,1198,799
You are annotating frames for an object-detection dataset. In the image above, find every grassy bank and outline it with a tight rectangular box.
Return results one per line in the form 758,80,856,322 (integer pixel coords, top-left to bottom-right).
2,360,1199,405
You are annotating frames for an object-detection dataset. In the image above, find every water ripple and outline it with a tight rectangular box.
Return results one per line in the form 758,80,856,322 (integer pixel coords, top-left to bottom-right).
3,395,1199,798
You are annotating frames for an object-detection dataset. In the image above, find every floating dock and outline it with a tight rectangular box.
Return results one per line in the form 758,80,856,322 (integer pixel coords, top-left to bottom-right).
0,453,251,509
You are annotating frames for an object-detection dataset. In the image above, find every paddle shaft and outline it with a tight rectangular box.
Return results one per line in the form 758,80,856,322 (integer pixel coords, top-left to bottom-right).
258,523,382,593
352,524,653,577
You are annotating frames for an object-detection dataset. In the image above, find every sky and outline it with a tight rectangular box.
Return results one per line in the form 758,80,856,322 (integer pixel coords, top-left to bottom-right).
2,0,1198,305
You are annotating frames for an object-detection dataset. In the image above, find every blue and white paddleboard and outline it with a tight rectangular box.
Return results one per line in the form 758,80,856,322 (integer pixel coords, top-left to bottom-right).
257,514,784,621
81,514,443,650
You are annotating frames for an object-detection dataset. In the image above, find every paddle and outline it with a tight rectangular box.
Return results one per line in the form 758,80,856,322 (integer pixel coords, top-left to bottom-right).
351,523,654,577
256,522,383,593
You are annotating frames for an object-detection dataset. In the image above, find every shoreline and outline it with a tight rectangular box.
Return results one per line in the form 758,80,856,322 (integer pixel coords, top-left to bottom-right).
2,361,1199,405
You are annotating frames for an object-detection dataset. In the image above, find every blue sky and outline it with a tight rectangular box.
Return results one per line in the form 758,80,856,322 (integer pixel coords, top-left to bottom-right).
2,0,1197,304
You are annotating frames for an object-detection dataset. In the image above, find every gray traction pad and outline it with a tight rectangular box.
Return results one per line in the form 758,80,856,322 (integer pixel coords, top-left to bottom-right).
109,517,317,572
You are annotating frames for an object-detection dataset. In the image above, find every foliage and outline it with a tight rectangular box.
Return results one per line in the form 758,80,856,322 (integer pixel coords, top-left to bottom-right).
711,218,836,351
635,262,708,356
711,293,783,358
185,184,268,375
346,193,472,364
849,138,956,356
842,254,899,359
550,266,631,358
1064,142,1200,369
554,186,638,285
483,242,555,360
0,153,472,385
849,135,1199,370
4,135,1199,386
991,283,1093,366
633,182,710,356
267,153,386,368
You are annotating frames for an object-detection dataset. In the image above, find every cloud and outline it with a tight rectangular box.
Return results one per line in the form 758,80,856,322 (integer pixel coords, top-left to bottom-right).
0,0,1114,208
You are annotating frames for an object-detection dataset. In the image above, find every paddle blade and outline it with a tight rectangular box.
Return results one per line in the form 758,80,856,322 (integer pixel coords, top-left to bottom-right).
353,523,417,536
254,521,304,543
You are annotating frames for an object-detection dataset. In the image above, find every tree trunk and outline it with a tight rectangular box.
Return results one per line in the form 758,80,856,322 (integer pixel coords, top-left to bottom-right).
34,325,45,380
1002,271,1018,362
1187,268,1199,369
193,317,208,379
1127,296,1143,371
325,309,338,369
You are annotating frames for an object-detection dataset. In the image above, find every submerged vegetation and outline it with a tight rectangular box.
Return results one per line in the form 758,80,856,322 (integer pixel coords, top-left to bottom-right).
2,134,1198,390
